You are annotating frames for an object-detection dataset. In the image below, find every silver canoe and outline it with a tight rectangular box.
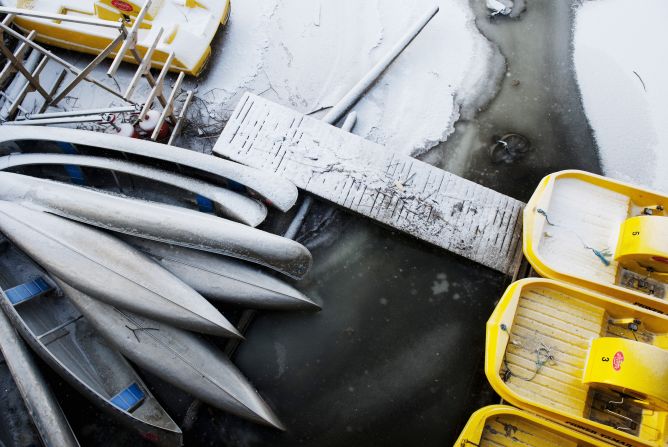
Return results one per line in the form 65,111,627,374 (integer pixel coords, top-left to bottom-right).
125,236,320,311
0,172,312,279
0,244,182,447
0,201,241,337
60,280,286,431
0,125,298,212
0,292,80,447
0,153,267,227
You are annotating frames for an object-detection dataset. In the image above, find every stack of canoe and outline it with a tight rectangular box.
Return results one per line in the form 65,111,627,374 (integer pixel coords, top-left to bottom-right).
0,126,320,445
456,171,668,447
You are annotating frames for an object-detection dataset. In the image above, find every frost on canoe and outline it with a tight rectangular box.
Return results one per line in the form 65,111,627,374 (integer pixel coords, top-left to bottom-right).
0,152,268,227
0,200,241,337
0,172,312,279
0,125,298,211
61,281,286,431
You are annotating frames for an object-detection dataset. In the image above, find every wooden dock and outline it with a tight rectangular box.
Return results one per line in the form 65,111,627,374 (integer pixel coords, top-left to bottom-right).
215,93,525,275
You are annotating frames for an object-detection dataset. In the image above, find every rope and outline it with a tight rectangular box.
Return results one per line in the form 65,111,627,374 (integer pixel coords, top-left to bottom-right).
536,208,612,266
500,324,555,382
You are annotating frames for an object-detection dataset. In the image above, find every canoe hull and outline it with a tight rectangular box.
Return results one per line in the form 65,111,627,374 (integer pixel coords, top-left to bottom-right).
61,280,286,430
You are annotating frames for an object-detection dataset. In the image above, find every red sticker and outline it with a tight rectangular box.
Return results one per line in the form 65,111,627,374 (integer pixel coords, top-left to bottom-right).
111,0,134,12
652,256,668,264
613,351,624,371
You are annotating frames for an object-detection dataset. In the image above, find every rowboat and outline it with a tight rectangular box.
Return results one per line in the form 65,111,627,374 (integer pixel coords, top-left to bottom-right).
0,241,182,446
0,200,241,337
0,354,42,447
455,405,610,447
124,236,320,311
3,0,231,76
524,170,668,315
486,277,668,447
59,279,286,430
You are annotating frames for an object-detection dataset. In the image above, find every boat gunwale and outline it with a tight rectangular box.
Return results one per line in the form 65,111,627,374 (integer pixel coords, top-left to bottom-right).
523,169,668,316
455,404,614,447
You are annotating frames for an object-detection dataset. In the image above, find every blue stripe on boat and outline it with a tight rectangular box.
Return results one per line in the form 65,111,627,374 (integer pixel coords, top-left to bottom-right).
56,142,86,185
110,383,145,412
196,195,214,213
5,277,52,305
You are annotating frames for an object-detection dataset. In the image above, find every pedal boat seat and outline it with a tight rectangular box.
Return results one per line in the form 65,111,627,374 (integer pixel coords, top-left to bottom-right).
615,215,668,278
583,337,668,411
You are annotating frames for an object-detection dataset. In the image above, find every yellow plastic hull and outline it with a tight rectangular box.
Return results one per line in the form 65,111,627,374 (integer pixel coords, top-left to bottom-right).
8,0,231,76
486,278,668,447
524,170,668,315
455,405,612,447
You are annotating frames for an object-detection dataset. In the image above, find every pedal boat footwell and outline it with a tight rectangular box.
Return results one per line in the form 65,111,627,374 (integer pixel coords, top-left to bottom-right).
455,405,611,447
486,278,668,447
524,170,668,315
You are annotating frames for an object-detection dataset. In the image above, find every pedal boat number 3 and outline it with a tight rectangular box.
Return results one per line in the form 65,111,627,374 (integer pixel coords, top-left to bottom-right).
7,0,231,76
524,170,668,315
486,278,668,447
455,405,612,447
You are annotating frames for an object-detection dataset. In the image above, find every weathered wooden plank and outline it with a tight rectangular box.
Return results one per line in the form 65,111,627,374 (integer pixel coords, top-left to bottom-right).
215,93,525,274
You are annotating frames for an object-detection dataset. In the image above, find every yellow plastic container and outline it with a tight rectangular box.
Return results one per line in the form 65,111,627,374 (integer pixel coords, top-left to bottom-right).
455,405,612,447
524,170,668,315
486,278,668,447
7,0,231,76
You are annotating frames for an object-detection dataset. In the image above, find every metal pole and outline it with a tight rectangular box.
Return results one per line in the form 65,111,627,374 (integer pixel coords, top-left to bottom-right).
0,22,128,102
321,5,439,124
0,6,122,29
50,32,126,105
17,105,136,121
0,297,80,447
0,32,51,101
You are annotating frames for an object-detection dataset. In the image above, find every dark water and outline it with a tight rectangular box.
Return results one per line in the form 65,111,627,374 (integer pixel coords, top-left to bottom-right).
0,1,601,446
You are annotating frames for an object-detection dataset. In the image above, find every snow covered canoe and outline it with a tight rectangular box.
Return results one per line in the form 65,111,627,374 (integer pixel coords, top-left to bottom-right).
60,280,285,430
486,278,668,447
4,0,231,76
0,242,182,446
524,170,668,315
455,405,611,447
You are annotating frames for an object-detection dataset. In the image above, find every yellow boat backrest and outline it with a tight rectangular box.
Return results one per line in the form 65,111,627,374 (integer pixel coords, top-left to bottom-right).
583,337,668,410
615,215,668,276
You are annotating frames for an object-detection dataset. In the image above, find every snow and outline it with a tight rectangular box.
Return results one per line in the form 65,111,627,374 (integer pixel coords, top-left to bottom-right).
195,0,503,157
574,0,668,193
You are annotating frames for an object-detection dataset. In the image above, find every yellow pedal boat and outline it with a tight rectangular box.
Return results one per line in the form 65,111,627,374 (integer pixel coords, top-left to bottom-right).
455,405,611,447
486,278,668,447
5,0,231,76
524,170,668,315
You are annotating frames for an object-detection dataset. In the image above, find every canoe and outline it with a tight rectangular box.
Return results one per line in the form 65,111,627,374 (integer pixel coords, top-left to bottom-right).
0,126,299,212
3,0,231,76
524,170,668,315
486,277,668,447
0,172,312,279
124,236,320,311
59,279,286,430
0,242,182,446
455,405,611,447
0,200,241,337
0,295,79,447
0,353,42,447
0,152,268,227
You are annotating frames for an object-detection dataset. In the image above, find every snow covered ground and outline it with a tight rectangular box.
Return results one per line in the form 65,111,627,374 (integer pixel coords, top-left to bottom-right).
193,0,504,156
574,0,668,192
